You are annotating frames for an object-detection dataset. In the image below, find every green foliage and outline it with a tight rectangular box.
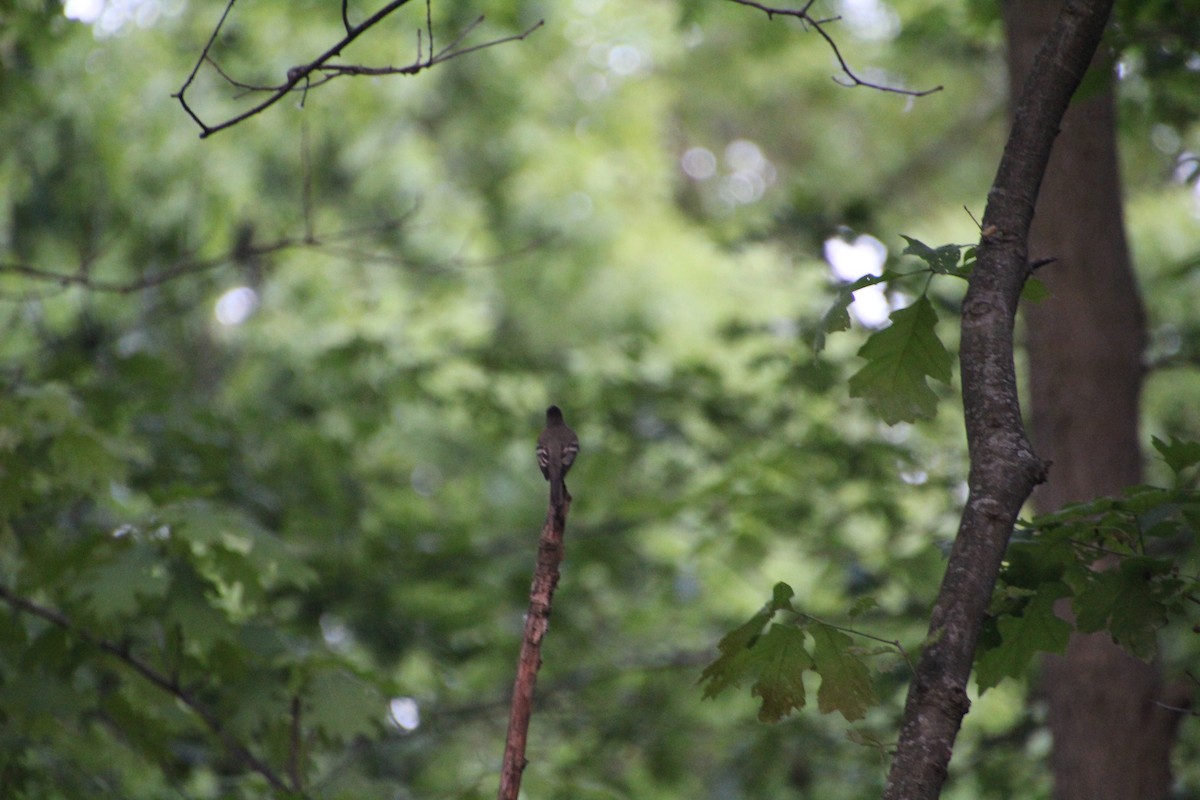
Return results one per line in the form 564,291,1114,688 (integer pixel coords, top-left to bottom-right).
0,0,1196,797
812,269,906,357
818,233,1055,425
976,444,1200,691
976,584,1071,691
810,623,878,721
817,235,972,424
1152,434,1200,478
1113,0,1200,128
305,668,386,741
701,582,888,725
848,295,953,424
899,234,968,276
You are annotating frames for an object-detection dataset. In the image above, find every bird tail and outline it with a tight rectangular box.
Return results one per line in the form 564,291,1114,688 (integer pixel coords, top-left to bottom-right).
549,465,564,508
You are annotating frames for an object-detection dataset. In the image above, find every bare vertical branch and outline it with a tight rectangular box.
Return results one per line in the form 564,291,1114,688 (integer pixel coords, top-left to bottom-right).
497,496,572,800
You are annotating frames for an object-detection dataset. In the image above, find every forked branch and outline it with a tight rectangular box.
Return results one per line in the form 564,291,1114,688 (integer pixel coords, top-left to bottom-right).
726,0,942,97
174,0,543,138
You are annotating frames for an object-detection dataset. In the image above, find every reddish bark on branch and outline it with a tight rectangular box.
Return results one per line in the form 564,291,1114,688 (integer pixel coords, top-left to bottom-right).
497,498,571,800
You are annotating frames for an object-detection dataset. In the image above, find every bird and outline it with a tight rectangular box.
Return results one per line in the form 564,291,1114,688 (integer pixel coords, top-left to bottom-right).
536,405,579,508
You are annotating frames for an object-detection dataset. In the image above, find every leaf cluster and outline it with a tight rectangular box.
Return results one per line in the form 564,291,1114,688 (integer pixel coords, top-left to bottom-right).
2,0,1196,796
814,234,1052,426
975,436,1200,690
0,374,391,796
699,582,893,725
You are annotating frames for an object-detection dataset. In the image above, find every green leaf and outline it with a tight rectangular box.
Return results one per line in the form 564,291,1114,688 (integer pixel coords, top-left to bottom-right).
900,235,961,274
809,623,877,721
306,668,384,741
813,290,854,356
75,543,170,621
0,666,80,726
1030,495,1116,527
1071,556,1179,660
812,272,899,356
164,581,238,650
770,581,796,611
1152,435,1200,475
164,501,317,595
1001,539,1074,590
975,583,1070,692
700,584,798,700
847,295,954,424
847,596,879,619
1021,276,1049,303
699,608,774,699
748,624,813,722
223,673,291,739
49,427,126,490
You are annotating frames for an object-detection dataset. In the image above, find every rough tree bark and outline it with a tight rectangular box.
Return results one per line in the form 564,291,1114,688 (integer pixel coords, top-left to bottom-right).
1004,3,1186,798
880,1,1115,798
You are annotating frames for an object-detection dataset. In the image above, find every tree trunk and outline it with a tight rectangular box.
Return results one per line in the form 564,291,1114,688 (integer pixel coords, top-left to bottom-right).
880,0,1114,796
1003,3,1183,798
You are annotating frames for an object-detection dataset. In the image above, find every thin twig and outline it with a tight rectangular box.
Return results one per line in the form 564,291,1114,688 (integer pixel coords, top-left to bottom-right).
1152,700,1198,716
178,0,415,137
0,238,300,294
726,0,941,97
424,0,434,66
172,0,239,130
0,214,420,296
317,18,543,77
1065,536,1134,559
175,0,543,138
799,612,917,675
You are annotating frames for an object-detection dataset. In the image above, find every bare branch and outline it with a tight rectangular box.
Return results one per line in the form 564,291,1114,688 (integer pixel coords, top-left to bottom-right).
0,237,303,294
497,490,573,800
310,18,543,79
0,583,298,796
0,213,416,296
0,212,555,302
726,0,942,97
174,0,544,138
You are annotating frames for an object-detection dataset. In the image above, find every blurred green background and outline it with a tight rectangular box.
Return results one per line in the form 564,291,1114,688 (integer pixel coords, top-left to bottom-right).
1,0,1198,797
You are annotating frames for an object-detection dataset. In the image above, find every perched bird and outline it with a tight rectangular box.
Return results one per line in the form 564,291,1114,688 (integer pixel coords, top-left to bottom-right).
536,405,579,508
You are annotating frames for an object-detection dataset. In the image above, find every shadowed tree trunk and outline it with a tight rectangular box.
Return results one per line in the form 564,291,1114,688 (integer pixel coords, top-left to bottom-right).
879,0,1111,795
1004,2,1185,798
